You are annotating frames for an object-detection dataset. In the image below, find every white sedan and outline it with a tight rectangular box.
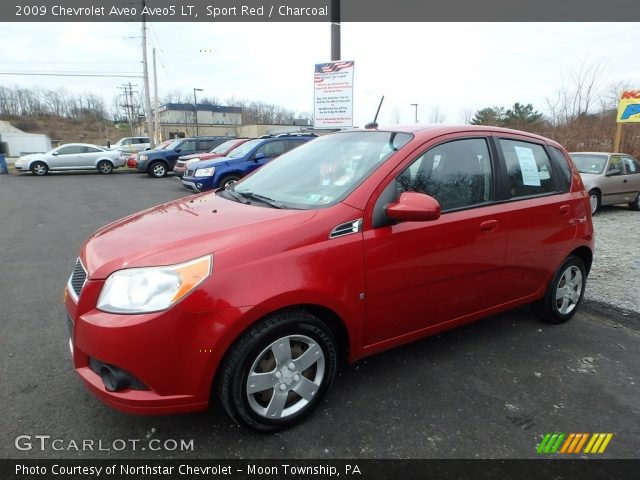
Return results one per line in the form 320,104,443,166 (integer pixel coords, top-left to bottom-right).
15,143,125,176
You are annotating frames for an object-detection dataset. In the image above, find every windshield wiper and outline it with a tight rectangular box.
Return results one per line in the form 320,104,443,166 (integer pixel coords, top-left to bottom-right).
237,191,286,209
224,188,250,204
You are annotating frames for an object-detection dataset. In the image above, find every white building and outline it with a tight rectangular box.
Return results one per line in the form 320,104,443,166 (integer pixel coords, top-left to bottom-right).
0,120,51,156
156,103,242,138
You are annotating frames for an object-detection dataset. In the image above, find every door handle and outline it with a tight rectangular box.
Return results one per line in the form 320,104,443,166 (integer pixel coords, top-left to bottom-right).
480,220,499,232
623,179,628,183
559,204,570,215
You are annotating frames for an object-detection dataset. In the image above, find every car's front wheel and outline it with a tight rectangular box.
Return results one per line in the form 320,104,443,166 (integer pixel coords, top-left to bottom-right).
532,255,587,324
219,174,241,188
218,310,338,432
628,193,640,211
30,161,48,176
97,160,114,174
148,161,167,178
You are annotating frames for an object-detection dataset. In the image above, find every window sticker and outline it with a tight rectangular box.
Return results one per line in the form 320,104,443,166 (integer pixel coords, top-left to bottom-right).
514,146,541,186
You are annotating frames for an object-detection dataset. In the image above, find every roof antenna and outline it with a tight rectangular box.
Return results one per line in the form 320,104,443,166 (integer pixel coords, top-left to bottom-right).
365,95,384,129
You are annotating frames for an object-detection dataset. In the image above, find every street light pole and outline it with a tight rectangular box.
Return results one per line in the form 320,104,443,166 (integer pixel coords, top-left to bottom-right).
193,88,203,136
410,103,418,124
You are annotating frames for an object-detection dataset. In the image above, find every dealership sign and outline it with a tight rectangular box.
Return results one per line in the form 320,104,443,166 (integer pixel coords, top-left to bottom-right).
616,90,640,123
313,61,354,128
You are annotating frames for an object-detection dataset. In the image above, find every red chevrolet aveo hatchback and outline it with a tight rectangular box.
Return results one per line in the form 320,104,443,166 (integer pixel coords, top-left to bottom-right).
65,125,593,431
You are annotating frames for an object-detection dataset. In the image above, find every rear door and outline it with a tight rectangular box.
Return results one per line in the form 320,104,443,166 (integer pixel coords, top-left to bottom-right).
496,135,578,299
620,155,640,203
599,155,631,205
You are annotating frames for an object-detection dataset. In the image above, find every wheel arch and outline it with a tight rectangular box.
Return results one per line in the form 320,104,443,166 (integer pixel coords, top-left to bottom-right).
569,246,593,275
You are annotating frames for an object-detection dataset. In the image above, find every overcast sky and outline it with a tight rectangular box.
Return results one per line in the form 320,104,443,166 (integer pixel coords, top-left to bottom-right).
0,22,638,127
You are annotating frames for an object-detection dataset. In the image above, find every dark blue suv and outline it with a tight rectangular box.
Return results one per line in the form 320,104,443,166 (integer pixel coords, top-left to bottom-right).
137,136,232,178
181,134,317,192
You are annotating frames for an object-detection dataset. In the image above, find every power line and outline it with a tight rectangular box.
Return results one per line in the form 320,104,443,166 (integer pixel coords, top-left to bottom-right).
0,72,143,78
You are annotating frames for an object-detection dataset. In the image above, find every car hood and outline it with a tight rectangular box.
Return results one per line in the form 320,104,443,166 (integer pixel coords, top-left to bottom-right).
189,155,239,169
19,153,47,162
82,193,317,279
179,152,224,161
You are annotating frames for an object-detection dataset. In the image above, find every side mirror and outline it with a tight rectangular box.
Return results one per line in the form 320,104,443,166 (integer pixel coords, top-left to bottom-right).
52,152,59,156
175,148,182,153
606,168,621,176
254,152,266,161
386,192,441,222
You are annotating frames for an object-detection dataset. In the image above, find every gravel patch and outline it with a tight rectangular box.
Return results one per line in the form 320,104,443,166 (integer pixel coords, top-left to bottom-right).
585,205,640,313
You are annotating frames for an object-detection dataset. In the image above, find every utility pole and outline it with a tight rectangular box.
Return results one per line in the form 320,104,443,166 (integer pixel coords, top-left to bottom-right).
153,47,160,143
331,0,341,61
141,2,155,148
193,88,203,136
118,82,138,135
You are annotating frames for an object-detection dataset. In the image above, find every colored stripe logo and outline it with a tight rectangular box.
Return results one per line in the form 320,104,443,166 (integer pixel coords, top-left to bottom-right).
537,433,613,454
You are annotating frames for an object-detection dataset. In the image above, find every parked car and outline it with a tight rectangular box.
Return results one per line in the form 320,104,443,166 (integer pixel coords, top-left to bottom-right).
14,143,124,175
109,136,150,154
127,140,173,168
569,152,640,214
137,136,232,178
65,125,593,432
181,134,316,192
173,138,251,178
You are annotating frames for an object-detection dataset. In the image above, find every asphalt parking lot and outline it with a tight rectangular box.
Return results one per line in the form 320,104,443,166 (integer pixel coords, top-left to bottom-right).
1,171,639,459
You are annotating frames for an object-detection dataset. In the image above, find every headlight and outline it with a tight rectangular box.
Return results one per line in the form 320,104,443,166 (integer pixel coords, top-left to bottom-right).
139,155,148,161
195,167,215,177
97,255,212,314
187,158,201,164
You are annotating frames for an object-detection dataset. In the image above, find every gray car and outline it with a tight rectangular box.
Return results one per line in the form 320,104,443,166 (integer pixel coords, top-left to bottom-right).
15,143,125,176
570,152,640,214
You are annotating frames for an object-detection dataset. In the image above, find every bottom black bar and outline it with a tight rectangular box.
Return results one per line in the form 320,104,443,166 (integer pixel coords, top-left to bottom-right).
4,459,640,480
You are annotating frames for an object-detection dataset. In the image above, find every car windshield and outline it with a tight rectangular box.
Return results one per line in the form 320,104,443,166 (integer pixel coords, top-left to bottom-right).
226,138,263,158
571,154,607,174
165,139,183,150
230,131,413,209
210,139,240,154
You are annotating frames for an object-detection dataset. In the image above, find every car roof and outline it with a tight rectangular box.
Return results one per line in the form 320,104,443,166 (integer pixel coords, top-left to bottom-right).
59,143,107,149
569,152,625,156
347,124,559,145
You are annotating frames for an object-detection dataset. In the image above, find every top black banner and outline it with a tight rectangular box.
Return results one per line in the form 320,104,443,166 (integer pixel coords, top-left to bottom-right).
5,0,640,22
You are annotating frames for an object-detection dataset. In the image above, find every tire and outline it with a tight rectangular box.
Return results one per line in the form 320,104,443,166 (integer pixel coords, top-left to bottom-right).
97,160,114,174
628,193,640,211
218,310,338,432
30,161,48,176
588,189,600,215
148,161,167,178
219,174,241,188
532,255,587,324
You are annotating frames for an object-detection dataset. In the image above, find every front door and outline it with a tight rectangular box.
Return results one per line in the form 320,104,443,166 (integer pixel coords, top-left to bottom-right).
363,136,508,345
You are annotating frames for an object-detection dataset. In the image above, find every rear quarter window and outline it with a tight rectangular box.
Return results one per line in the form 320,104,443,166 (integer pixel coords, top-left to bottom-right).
548,146,572,193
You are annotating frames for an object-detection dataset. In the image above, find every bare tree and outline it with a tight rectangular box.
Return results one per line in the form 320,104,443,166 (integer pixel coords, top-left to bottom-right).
429,105,445,123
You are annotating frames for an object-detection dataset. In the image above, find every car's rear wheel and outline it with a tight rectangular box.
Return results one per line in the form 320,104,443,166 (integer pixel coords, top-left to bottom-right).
30,161,48,176
148,161,167,178
219,174,241,188
588,189,600,215
532,255,587,324
218,310,338,432
97,160,114,174
628,193,640,211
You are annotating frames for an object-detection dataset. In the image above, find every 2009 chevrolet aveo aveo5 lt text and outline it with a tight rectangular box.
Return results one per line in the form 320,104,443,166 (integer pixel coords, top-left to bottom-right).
65,125,594,432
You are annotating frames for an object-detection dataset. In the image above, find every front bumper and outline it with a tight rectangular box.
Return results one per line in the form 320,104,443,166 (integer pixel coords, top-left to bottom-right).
64,280,246,414
181,178,205,193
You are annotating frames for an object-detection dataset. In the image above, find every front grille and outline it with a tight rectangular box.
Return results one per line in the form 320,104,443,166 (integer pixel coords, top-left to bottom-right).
68,258,87,300
66,314,74,339
186,169,194,177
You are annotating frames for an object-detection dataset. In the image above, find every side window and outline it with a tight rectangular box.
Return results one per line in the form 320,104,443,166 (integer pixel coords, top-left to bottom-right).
178,140,197,152
197,139,216,151
56,145,84,155
84,146,102,153
285,139,306,151
607,155,623,175
622,156,640,174
547,146,572,193
398,138,493,211
256,141,285,158
499,139,556,198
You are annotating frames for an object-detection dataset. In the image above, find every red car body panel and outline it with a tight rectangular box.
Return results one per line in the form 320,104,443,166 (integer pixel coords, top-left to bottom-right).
65,124,594,414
